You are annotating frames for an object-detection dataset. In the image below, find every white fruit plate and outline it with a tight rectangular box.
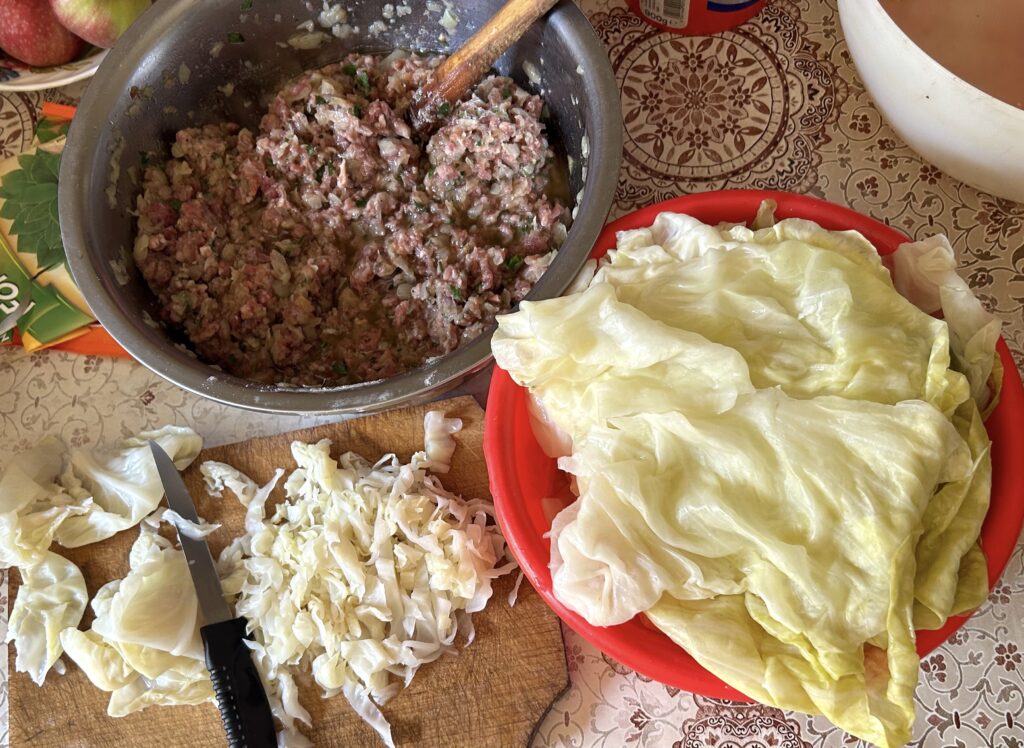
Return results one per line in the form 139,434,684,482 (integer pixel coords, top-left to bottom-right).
0,47,107,92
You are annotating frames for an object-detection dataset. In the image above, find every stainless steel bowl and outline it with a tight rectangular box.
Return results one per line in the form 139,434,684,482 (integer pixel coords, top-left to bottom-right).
60,0,622,414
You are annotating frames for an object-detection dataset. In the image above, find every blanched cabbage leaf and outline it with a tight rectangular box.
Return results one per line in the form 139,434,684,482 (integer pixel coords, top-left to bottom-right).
0,426,203,701
0,438,87,568
0,426,202,564
594,214,970,416
912,403,992,629
892,234,1003,414
552,394,969,629
6,551,87,685
91,531,203,659
0,499,89,569
556,396,966,748
105,663,212,718
206,411,512,747
60,528,213,716
492,283,755,444
492,208,999,748
53,426,203,547
0,438,64,515
59,628,136,691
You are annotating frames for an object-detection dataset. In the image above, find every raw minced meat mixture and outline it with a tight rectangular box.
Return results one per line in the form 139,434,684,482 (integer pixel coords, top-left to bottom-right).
134,52,570,386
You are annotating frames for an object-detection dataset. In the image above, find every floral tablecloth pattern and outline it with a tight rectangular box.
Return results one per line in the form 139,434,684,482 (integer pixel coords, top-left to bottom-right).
1,1,1022,746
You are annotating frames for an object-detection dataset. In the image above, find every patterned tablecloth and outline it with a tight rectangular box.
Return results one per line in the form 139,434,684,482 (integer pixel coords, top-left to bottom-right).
1,1,1022,746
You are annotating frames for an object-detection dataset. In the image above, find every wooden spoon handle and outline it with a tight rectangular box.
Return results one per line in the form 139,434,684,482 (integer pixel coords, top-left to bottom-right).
411,0,560,130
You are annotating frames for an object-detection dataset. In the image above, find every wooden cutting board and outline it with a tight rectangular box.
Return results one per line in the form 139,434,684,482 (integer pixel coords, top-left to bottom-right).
9,397,568,747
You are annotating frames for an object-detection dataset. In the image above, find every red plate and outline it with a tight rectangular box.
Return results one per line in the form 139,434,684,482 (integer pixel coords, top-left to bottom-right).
484,190,1024,700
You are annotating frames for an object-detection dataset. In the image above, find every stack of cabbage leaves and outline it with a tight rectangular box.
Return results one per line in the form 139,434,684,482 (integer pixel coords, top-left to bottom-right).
492,207,1001,748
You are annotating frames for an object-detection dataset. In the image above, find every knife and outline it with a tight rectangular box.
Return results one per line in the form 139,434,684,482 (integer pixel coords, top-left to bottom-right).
149,441,277,748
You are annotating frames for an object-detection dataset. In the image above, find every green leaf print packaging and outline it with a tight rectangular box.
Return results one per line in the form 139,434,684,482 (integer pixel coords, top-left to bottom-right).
0,132,95,350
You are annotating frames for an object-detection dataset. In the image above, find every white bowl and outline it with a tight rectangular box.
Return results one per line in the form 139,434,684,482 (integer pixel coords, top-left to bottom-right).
0,48,107,92
839,0,1024,203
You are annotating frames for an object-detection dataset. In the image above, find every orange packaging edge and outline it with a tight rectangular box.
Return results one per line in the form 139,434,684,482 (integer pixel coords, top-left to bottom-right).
3,325,132,358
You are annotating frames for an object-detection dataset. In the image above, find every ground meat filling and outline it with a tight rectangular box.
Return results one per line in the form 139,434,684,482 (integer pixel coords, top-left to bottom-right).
133,53,570,386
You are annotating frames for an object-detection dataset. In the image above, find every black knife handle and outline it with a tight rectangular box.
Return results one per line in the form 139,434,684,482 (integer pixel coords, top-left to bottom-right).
201,617,277,748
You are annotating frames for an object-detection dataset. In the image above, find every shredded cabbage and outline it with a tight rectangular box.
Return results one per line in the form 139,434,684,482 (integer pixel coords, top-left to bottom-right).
492,207,999,748
156,508,222,539
203,461,283,534
423,411,462,473
206,411,513,747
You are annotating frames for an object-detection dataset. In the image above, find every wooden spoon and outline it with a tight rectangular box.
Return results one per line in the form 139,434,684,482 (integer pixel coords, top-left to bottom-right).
409,0,560,132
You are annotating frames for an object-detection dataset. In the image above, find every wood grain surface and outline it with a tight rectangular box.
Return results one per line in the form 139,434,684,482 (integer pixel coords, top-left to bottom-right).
9,397,568,747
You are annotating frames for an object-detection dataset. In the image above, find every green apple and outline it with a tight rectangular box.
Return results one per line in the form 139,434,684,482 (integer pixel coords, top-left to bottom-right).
49,0,150,49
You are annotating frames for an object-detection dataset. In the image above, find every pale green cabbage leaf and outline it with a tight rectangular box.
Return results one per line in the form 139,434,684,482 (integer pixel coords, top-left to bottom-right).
594,214,970,416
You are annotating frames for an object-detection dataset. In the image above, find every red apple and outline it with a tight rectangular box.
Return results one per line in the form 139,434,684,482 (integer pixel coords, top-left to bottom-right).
49,0,150,49
0,0,84,67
